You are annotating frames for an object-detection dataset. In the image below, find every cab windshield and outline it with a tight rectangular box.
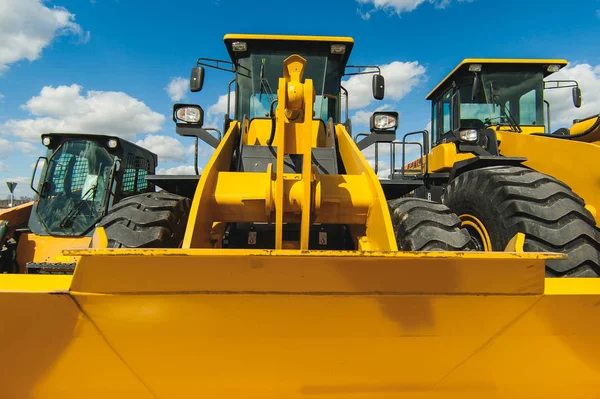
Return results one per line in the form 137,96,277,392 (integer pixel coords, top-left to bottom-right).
459,70,544,128
236,51,343,122
36,140,114,236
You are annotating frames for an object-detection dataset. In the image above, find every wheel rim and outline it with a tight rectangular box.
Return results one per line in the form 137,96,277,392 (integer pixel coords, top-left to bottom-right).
459,214,493,251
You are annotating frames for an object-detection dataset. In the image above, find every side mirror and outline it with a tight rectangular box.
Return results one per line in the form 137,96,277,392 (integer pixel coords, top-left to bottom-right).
372,74,385,100
573,87,582,108
190,66,205,93
370,111,399,134
30,157,48,196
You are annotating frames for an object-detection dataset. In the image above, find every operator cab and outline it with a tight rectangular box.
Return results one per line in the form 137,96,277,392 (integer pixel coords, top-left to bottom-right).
29,133,157,237
426,59,582,149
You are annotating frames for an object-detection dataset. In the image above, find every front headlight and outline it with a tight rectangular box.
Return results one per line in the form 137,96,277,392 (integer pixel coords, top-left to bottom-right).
173,104,204,126
176,107,201,123
370,111,399,133
458,129,478,142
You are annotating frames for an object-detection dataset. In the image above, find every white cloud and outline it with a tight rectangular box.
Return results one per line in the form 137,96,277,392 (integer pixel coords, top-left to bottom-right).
205,91,235,128
0,0,87,73
2,84,165,142
14,142,38,154
544,63,600,130
208,91,235,116
0,93,4,100
357,0,471,18
0,162,7,172
166,77,188,102
156,165,198,175
0,139,37,157
342,61,426,110
136,134,187,163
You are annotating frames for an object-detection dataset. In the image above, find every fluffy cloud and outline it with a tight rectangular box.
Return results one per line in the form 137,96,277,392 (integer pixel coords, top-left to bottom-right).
208,91,235,116
2,84,165,142
342,61,426,110
0,162,7,172
544,63,600,129
356,0,471,19
166,77,188,102
0,138,37,157
156,165,198,175
205,91,235,128
136,134,187,163
0,0,87,73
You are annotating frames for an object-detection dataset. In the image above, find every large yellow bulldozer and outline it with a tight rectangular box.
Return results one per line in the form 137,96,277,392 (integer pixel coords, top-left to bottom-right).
1,35,599,399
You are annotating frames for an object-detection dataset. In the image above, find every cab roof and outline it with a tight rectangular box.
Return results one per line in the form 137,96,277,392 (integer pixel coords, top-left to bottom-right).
223,34,355,66
425,58,569,100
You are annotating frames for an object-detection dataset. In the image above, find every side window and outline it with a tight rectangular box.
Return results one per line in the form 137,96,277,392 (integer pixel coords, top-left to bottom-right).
442,91,452,133
431,103,437,145
121,154,151,198
519,90,536,125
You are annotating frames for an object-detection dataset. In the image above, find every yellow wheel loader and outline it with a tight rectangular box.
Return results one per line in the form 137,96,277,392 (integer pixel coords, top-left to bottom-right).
381,59,600,277
1,36,599,399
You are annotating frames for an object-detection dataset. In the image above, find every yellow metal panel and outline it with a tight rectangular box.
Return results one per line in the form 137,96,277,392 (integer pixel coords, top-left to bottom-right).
15,233,91,273
223,33,354,43
497,131,600,226
70,292,545,399
570,114,600,143
183,122,239,248
0,274,71,292
0,201,33,235
65,249,555,294
335,124,397,250
0,289,154,399
426,58,568,100
427,142,473,173
3,253,600,398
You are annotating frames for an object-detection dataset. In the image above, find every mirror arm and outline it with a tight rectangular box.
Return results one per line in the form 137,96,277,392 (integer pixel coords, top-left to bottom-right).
196,58,235,73
344,65,381,76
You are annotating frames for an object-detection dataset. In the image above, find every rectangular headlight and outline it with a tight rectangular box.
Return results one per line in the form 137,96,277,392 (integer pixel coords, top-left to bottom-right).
370,111,399,133
173,103,204,126
458,129,478,142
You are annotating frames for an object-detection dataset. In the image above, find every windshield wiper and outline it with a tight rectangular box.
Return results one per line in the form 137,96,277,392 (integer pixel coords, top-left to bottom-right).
58,181,99,229
259,59,275,103
492,94,522,133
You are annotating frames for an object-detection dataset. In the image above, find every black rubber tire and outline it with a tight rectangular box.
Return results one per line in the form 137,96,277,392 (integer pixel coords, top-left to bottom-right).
97,192,191,248
388,197,471,251
442,166,600,277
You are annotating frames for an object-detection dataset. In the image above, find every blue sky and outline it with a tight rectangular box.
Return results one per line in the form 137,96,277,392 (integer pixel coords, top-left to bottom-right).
1,0,600,198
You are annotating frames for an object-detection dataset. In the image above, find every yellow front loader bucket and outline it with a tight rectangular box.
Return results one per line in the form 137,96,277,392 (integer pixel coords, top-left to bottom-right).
2,249,600,399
